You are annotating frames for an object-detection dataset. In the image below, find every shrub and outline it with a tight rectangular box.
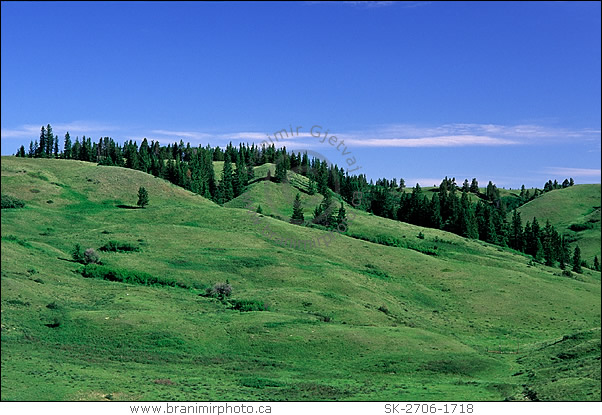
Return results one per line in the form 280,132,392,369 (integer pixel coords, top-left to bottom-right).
72,243,84,263
377,305,390,315
230,299,268,312
84,248,101,264
568,222,594,232
81,264,185,288
205,282,233,299
562,270,573,278
417,232,425,239
99,240,140,252
1,194,25,209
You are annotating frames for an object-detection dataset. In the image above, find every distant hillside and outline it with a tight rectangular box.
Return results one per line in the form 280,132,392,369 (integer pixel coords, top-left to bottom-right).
1,157,600,401
514,184,601,262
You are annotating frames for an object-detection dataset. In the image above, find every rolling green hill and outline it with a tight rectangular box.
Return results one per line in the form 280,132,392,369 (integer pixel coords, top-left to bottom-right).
513,185,601,262
1,157,600,401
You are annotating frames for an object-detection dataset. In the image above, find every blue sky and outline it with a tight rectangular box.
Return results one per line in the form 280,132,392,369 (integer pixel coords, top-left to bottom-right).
1,1,600,188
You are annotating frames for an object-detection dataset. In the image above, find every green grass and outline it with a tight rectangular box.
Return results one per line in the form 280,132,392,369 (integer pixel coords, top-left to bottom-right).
513,184,601,261
1,157,600,401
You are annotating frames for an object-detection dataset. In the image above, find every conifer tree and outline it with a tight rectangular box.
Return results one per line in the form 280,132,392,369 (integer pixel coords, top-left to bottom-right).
137,186,149,208
313,192,336,228
290,193,304,225
429,193,442,229
559,236,570,270
53,135,59,157
38,126,46,157
46,124,54,157
462,179,470,193
218,153,235,204
470,178,479,193
63,132,72,159
274,154,288,183
509,210,523,251
572,245,582,273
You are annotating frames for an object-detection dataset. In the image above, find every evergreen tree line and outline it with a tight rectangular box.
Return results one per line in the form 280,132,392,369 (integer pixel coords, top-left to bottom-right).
17,124,595,271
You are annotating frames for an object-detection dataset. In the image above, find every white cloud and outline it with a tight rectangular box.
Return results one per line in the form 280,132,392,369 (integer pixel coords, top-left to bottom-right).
1,121,118,140
343,135,517,147
543,167,601,177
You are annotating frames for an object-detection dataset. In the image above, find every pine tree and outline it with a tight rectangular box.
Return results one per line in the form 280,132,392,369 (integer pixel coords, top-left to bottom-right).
137,186,149,208
313,192,336,228
17,145,26,157
46,124,54,157
572,245,582,273
307,177,316,195
509,210,524,251
53,135,59,157
38,126,46,157
274,154,288,183
256,204,263,214
63,132,72,159
429,193,442,229
462,179,470,193
290,193,304,225
218,153,235,204
558,237,569,269
336,202,347,229
470,178,479,193
569,178,574,186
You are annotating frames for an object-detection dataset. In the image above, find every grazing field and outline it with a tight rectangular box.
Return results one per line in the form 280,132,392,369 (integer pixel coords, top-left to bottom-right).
1,157,600,401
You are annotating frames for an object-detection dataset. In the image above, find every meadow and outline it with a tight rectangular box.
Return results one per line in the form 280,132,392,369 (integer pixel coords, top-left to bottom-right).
1,157,600,401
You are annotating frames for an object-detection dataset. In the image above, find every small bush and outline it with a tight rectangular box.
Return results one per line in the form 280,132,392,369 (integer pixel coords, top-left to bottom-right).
84,248,101,264
377,305,390,315
99,240,140,252
568,222,594,232
81,264,186,288
46,301,60,310
562,270,573,278
1,194,25,209
72,243,84,263
417,232,425,239
230,299,268,312
205,282,233,299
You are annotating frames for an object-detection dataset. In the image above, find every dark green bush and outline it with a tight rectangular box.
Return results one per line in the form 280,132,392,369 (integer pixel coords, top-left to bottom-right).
230,299,268,312
568,222,594,232
1,194,25,209
81,264,185,288
99,240,140,252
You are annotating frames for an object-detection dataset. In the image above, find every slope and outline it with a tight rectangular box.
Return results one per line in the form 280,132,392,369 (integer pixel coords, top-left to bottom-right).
514,184,601,262
1,157,600,401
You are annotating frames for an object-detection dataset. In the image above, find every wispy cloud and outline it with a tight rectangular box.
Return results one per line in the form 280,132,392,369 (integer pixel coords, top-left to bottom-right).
150,130,213,140
4,121,598,152
543,167,601,177
343,135,517,147
1,121,118,140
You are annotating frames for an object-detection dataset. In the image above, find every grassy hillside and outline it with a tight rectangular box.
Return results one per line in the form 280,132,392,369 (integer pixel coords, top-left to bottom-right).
514,185,601,261
1,157,600,401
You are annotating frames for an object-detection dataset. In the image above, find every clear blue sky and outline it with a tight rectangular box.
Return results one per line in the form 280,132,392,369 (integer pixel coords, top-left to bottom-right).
2,1,600,188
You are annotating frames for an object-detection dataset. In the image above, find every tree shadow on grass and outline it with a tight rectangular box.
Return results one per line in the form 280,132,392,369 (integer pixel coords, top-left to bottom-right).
116,204,141,209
